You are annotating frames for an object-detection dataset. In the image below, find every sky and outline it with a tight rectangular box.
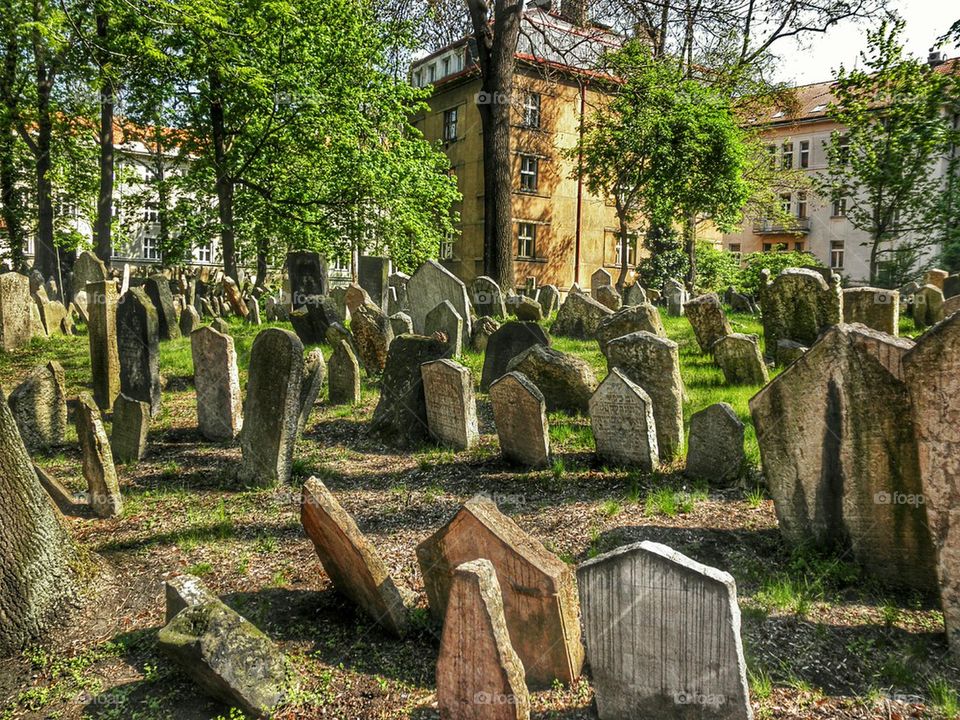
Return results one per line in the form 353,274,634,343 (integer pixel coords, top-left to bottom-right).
773,0,956,86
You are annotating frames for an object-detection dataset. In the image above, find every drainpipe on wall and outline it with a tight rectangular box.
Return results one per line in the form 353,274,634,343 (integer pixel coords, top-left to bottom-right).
573,80,587,286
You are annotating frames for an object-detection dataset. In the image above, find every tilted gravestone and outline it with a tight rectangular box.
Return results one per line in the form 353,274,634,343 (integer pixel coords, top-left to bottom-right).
112,394,150,463
75,393,122,517
164,573,218,623
535,284,560,316
144,275,181,340
421,359,479,450
289,295,341,345
842,287,899,336
759,267,841,362
713,333,768,386
686,402,745,484
424,300,464,358
594,304,665,353
358,255,390,310
913,284,945,330
407,260,472,338
924,268,949,290
351,301,393,375
117,288,162,416
328,339,360,406
684,293,733,353
298,348,326,434
604,331,685,461
417,495,584,688
8,361,66,452
595,284,622,312
389,311,413,338
436,559,530,720
589,368,658,471
179,304,201,336
552,290,613,339
72,250,108,297
344,282,372,319
87,280,121,412
480,321,549,392
577,541,752,720
238,328,304,487
622,282,646,307
472,276,507,318
750,323,937,591
301,477,410,637
0,273,37,352
285,250,328,308
489,371,550,468
506,345,597,415
191,326,243,441
513,295,543,322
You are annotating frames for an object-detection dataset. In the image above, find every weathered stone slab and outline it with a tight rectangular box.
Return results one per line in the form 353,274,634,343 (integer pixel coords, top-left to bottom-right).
589,368,658,470
35,297,67,336
72,251,108,297
471,316,499,352
944,274,960,300
285,251,328,308
358,255,390,310
191,326,243,441
759,267,842,360
590,268,612,301
389,311,413,337
480,321,549,392
351,301,393,374
914,284,945,330
622,283,646,307
344,282,372,319
684,293,732,353
8,361,66,452
437,559,530,720
421,359,479,450
179,304,201,335
595,284,621,311
87,280,121,412
75,393,122,517
514,295,543,322
843,287,899,335
164,573,219,623
664,278,687,317
925,268,949,290
298,348,326,434
506,345,597,415
117,288,161,416
535,284,559,316
489,372,550,468
301,477,410,636
144,275,181,340
222,277,249,318
328,339,360,406
552,291,613,339
944,294,960,319
749,324,937,590
713,334,769,385
289,295,341,345
594,304,665,353
776,339,807,366
112,394,150,463
417,495,584,687
471,276,507,318
577,541,752,720
408,260,472,338
686,403,744,484
425,300,463,357
238,329,304,487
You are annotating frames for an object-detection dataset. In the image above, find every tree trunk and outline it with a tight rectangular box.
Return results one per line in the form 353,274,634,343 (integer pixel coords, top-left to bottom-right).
683,214,696,292
0,387,76,654
256,233,268,289
615,203,629,291
209,67,237,282
94,11,114,264
32,30,58,284
0,6,24,271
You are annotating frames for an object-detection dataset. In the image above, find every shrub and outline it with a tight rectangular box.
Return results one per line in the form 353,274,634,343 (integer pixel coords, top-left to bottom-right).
739,250,824,297
694,241,742,294
635,224,688,291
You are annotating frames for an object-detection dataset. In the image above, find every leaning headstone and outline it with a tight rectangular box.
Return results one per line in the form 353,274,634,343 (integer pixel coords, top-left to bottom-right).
577,541,752,720
489,372,550,468
210,317,229,335
298,348,326,434
759,267,842,360
112,394,150,463
144,275,181,340
351,301,394,374
87,280,121,412
72,250,108,297
470,276,507,318
417,495,583,687
686,402,745,484
480,321,549,391
903,312,960,658
8,361,67,452
684,293,733,353
590,268,612,301
389,311,413,337
407,260,472,337
506,345,597,415
388,271,410,311
436,559,530,720
535,284,560,316
238,328,304,487
179,304,201,335
370,335,447,447
750,324,936,590
595,284,621,312
245,296,261,325
424,300,464,357
301,477,410,636
222,277,249,318
776,338,807,366
924,268,949,291
843,287,899,335
552,290,613,339
75,393,122,517
622,282,646,307
713,333,769,385
72,290,90,324
421,359,479,450
663,278,687,317
589,368,658,471
285,250,328,308
35,296,67,337
471,315,500,352
358,256,391,310
328,340,361,406
594,304,665,352
604,332,685,461
289,295,341,345
117,287,162,416
513,296,543,322
158,600,289,718
913,284,944,330
0,273,34,351
344,282,372,319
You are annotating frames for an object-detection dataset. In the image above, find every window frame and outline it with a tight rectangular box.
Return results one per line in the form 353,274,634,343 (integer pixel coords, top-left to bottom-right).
442,107,459,142
522,91,541,129
519,154,539,193
830,240,845,269
799,140,810,169
517,222,537,259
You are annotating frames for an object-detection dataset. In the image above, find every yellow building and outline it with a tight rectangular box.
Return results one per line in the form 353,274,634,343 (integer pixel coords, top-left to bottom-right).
410,7,637,291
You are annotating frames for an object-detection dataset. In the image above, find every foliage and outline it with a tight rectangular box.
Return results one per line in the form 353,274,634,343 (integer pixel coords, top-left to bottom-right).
738,250,824,297
634,223,688,291
694,241,743,293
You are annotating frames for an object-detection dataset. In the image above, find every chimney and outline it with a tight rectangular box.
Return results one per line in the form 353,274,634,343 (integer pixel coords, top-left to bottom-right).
561,0,588,27
928,50,946,67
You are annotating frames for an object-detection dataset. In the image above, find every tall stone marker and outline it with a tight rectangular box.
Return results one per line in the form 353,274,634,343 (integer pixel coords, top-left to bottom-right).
112,394,150,462
285,250,328,308
298,348,326,434
72,250,108,297
684,293,732,353
417,495,584,688
759,267,841,362
8,361,67,452
577,541,752,720
425,300,464,357
75,393,122,517
407,260,472,338
421,359,479,450
589,368,658,471
489,372,550,468
301,477,410,637
0,273,37,352
328,339,361,406
87,280,121,413
436,559,530,720
191,326,243,441
358,255,390,310
117,287,162,416
144,275,181,340
238,328,304,487
842,287,899,335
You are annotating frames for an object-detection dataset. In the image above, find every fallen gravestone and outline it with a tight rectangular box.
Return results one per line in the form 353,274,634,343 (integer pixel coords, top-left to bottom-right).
191,326,243,441
686,402,744,484
589,368,658,471
75,393,122,517
684,293,733,353
117,287,162,416
713,333,769,385
506,345,597,415
112,394,150,462
489,372,550,468
164,573,219,622
480,321,549,392
421,359,479,450
8,361,66,452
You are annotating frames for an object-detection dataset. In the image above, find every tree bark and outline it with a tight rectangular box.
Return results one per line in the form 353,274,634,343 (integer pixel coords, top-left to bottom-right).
94,11,114,264
209,67,237,282
0,27,23,271
0,387,76,654
31,17,58,284
615,201,629,291
683,213,696,292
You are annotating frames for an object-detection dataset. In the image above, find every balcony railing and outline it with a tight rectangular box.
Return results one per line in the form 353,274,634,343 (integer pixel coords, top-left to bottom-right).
752,217,811,234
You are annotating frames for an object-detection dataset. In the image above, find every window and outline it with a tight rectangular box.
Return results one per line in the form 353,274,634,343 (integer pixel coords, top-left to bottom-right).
611,231,637,266
832,197,847,217
762,243,773,252
830,240,844,269
142,233,160,261
794,241,805,252
766,144,777,169
440,231,454,260
835,135,850,164
728,243,742,263
443,108,458,141
517,222,536,258
522,92,541,128
442,57,450,77
414,70,423,87
454,49,464,72
796,192,807,219
428,64,436,83
194,242,212,264
780,193,792,214
799,140,810,169
763,242,786,252
782,142,794,169
143,204,159,224
519,155,538,192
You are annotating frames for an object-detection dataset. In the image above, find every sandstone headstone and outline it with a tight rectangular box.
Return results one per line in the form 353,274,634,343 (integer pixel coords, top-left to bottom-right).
0,272,34,351
684,293,733,353
35,297,67,336
328,339,361,406
535,284,560,316
298,348,326,434
351,301,394,374
589,368,658,470
179,304,201,335
389,311,413,337
595,284,621,311
590,268,612,301
759,267,842,360
471,315,500,352
552,290,613,339
72,250,108,297
112,394,150,462
686,402,745,484
842,287,899,335
289,295,341,345
594,304,665,352
72,290,89,324
8,361,66,452
87,280,121,412
514,296,543,322
471,276,507,318
713,334,769,385
913,284,944,330
421,359,479,450
222,277,249,318
480,321,549,391
506,345,597,415
75,393,122,517
164,573,218,623
489,372,550,468
144,275,181,340
424,300,463,357
358,255,390,309
407,260,472,337
285,251,328,307
117,288,162,416
245,296,261,325
924,268,949,290
344,282,372,318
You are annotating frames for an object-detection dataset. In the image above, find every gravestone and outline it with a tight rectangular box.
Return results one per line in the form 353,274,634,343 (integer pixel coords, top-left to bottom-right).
35,296,67,336
663,278,687,317
424,300,464,357
595,284,621,312
210,317,229,335
285,251,328,308
370,335,447,447
842,287,899,335
407,260,472,338
238,329,304,487
289,295,341,345
594,304,665,352
684,293,733,353
903,313,960,658
389,311,413,337
913,284,944,330
72,250,108,297
245,297,261,325
301,478,410,636
604,332,685,461
480,322,550,391
29,299,45,339
329,287,348,320
506,345,597,415
144,275,181,340
328,339,361,406
165,574,218,623
622,282,646,307
471,316,500,352
72,290,89,324
421,359,479,450
590,268,612,301
589,368,658,470
179,304,201,335
388,271,410,311
386,286,399,315
471,276,507,318
344,282,371,318
436,559,530,720
686,402,745,484
0,272,34,352
776,339,807,366
552,291,613,339
358,255,390,310
112,394,150,462
577,541,752,720
8,361,66,452
713,334,768,385
417,495,584,687
222,277,249,318
750,324,937,590
87,280,121,412
535,284,559,316
513,296,543,322
759,267,842,361
944,274,960,299
945,294,960,319
75,393,122,517
924,268,949,290
298,348,326,434
351,301,393,374
489,372,550,468
117,288,162,416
